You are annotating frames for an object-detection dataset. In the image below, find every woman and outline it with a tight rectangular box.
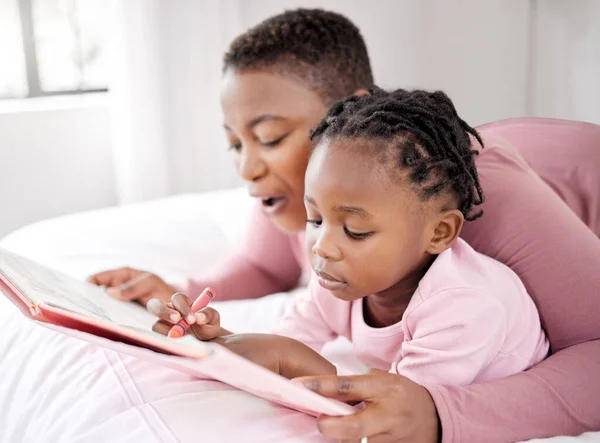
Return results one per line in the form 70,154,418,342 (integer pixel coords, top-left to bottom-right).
91,9,600,443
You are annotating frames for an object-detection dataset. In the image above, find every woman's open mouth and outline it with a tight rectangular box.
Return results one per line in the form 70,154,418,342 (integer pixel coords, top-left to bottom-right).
259,196,288,215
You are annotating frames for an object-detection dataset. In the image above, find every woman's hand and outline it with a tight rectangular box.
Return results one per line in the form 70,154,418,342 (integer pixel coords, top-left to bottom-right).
148,292,227,340
295,369,440,443
89,267,176,306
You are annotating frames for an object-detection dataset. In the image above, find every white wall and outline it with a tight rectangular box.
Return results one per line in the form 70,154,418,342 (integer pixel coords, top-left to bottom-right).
531,0,600,124
0,96,117,238
157,0,243,195
107,0,244,203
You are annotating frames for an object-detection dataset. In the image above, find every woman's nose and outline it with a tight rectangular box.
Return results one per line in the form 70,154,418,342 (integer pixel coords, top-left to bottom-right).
237,145,267,182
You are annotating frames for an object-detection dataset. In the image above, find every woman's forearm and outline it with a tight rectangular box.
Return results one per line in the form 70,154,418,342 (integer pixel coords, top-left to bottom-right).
182,254,299,301
427,340,600,443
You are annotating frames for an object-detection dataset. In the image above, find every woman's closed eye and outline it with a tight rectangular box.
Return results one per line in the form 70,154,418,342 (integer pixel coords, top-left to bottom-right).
228,134,288,151
261,134,288,147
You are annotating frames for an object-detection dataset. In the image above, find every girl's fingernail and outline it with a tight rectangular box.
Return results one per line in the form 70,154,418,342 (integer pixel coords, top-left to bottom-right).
196,312,207,323
186,314,196,324
170,313,180,322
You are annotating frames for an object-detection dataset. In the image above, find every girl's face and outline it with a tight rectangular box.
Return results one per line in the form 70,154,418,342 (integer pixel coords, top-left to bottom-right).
304,138,461,302
220,68,329,233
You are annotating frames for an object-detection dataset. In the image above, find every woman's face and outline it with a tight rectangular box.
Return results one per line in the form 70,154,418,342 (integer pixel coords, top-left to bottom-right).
220,68,329,233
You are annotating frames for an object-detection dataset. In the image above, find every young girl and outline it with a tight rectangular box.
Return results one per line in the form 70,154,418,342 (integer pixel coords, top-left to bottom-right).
149,88,549,384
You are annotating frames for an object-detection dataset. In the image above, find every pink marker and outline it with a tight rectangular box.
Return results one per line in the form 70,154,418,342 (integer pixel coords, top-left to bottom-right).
167,287,215,338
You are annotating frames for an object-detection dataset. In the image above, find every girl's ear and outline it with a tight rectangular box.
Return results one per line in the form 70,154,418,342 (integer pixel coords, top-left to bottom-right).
426,209,464,255
353,89,370,97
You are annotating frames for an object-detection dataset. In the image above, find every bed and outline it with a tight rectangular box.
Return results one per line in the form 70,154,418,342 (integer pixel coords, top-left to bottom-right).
0,187,597,442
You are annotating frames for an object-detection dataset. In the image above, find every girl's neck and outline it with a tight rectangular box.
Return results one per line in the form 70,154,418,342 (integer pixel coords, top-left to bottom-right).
363,255,435,328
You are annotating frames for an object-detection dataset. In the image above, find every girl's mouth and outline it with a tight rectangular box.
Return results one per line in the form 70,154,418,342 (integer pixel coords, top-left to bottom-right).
315,270,348,291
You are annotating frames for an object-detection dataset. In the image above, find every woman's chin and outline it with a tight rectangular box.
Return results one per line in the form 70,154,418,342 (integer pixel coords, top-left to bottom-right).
270,208,306,233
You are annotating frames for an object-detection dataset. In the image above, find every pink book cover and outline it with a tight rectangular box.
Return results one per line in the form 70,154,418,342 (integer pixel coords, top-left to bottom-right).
0,247,355,417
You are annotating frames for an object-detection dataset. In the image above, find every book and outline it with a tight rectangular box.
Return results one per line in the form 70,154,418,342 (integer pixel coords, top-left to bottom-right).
0,247,355,417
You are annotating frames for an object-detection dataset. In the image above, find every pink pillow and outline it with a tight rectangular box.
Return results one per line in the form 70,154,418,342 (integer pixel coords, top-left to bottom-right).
462,118,600,351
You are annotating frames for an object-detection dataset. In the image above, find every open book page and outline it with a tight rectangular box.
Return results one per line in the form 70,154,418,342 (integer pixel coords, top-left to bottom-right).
0,247,211,357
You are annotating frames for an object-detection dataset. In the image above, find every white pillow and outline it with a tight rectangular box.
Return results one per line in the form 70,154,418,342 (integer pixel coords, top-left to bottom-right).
0,187,254,284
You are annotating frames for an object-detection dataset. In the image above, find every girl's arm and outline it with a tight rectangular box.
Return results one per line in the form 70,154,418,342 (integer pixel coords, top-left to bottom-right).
149,289,338,379
215,334,337,379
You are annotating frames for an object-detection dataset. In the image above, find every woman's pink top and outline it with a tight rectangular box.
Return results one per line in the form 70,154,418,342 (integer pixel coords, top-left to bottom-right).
185,118,600,442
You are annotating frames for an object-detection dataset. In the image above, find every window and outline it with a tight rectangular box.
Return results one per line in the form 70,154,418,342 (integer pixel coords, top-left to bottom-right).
0,0,109,99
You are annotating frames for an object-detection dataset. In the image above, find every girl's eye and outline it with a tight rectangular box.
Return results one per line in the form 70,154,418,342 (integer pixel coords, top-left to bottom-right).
306,219,322,227
261,134,288,147
228,143,241,152
344,227,374,240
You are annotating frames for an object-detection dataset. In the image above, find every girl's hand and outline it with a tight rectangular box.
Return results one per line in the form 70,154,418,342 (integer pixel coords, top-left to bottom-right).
149,293,335,378
148,292,227,340
294,369,439,443
89,267,176,306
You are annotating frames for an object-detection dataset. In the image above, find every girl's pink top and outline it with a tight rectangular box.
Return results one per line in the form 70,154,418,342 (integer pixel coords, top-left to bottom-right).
274,238,549,387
